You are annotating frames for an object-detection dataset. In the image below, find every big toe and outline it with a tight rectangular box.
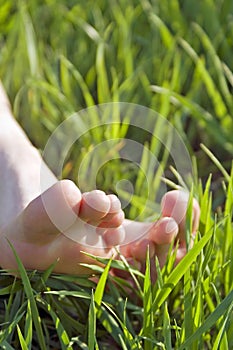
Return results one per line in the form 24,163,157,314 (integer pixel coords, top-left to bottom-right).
161,190,200,242
125,218,178,264
11,179,82,245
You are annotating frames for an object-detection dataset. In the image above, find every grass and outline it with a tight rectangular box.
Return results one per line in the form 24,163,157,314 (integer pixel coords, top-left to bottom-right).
0,0,232,348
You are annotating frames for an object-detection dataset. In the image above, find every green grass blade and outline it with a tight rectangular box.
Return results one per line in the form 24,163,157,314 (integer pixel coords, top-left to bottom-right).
182,268,193,344
88,290,96,350
149,13,174,48
153,222,215,310
185,187,194,250
223,163,233,293
102,302,140,349
94,258,112,308
44,290,91,299
212,308,230,350
70,336,89,349
179,37,228,120
0,340,15,350
6,240,47,350
0,310,25,344
60,55,95,107
80,252,144,277
96,42,110,103
24,300,32,349
200,144,230,182
17,324,28,350
19,1,38,77
151,85,232,153
142,249,153,350
34,260,59,291
163,302,172,350
192,22,233,112
41,299,71,350
179,291,233,350
0,280,22,296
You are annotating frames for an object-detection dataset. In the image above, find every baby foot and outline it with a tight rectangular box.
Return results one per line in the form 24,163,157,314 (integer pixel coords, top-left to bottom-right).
0,82,200,278
0,180,125,274
0,181,200,277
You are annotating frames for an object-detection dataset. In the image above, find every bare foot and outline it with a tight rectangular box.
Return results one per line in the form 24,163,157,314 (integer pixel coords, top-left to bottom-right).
0,180,126,274
0,181,200,276
0,82,200,277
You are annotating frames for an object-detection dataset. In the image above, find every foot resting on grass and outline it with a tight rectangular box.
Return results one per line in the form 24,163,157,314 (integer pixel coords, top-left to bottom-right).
0,83,200,276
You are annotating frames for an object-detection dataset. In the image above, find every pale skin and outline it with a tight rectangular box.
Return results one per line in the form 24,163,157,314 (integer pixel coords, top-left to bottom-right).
0,83,200,276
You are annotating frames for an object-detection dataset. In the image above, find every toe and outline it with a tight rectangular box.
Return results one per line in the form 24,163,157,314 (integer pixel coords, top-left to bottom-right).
127,217,178,268
103,225,126,247
129,239,155,262
154,243,173,269
161,190,200,242
79,190,111,223
149,217,179,269
108,194,122,214
98,194,124,225
149,217,179,245
81,192,124,229
97,210,125,229
23,180,82,242
161,190,189,229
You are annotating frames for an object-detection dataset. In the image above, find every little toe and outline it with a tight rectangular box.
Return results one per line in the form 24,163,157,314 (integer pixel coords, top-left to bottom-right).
103,225,126,247
129,239,156,263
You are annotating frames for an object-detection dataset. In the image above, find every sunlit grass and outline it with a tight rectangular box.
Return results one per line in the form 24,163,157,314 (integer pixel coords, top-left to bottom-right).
0,0,232,348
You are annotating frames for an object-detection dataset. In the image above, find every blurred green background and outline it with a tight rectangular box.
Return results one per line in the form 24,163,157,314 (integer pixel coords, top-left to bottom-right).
0,0,233,211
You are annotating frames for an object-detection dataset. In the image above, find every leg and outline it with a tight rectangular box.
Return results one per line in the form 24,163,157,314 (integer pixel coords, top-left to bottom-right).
0,82,57,228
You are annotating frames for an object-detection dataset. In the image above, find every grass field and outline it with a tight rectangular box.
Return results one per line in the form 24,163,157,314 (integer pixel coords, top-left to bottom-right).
0,0,232,349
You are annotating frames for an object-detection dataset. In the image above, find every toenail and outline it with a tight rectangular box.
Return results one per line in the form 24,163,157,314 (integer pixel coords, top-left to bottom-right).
92,190,105,195
82,191,110,214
